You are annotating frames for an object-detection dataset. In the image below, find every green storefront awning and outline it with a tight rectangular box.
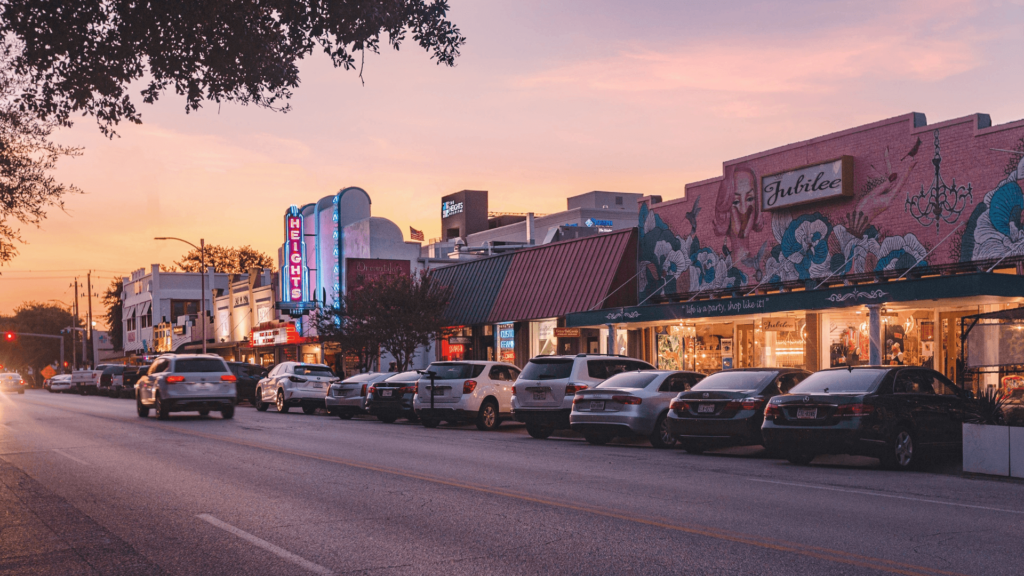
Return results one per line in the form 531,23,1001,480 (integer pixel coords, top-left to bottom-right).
565,273,1024,327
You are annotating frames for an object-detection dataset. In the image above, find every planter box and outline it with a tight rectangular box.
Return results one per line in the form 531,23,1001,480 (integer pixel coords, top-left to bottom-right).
1011,427,1024,479
963,423,1010,476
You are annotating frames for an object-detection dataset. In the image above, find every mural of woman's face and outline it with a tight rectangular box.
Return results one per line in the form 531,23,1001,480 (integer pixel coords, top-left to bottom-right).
731,171,756,237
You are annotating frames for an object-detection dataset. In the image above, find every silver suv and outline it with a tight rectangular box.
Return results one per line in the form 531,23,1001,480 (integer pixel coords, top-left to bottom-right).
512,354,654,439
254,362,339,414
135,354,237,420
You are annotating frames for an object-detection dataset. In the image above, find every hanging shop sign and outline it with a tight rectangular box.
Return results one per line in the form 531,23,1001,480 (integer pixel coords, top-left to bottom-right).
345,258,411,291
553,327,581,338
762,318,797,331
761,156,853,211
283,206,308,303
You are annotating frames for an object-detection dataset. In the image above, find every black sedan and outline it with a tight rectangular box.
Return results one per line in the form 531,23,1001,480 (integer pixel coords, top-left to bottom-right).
667,368,810,453
762,366,974,470
227,362,268,405
365,371,420,424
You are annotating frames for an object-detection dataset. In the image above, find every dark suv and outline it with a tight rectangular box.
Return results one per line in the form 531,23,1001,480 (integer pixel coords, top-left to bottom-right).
227,362,268,405
762,366,976,470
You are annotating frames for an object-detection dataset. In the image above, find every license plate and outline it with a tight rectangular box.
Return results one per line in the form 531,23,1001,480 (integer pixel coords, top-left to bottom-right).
312,383,324,389
432,388,444,396
381,389,392,397
797,408,817,419
698,403,715,413
532,391,546,401
590,401,605,411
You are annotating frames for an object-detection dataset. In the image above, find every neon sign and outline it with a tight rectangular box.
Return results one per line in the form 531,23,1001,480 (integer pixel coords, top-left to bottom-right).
284,207,307,302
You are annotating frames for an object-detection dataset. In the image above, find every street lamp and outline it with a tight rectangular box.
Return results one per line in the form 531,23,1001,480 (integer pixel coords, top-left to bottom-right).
155,237,207,354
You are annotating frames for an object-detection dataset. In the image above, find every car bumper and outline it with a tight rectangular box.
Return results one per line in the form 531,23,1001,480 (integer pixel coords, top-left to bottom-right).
570,412,651,436
325,395,365,413
367,399,414,416
165,397,236,412
761,422,880,457
666,415,763,445
513,408,571,429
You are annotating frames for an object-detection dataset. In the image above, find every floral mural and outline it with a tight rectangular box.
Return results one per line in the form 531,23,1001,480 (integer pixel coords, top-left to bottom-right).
640,113,1024,302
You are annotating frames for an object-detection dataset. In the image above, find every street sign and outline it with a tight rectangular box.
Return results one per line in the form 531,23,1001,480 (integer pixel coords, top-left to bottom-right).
41,366,56,379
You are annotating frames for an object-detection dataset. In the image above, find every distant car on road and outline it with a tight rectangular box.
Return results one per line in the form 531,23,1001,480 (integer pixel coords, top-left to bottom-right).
762,366,976,470
47,374,73,393
121,364,152,398
325,372,394,419
253,362,337,414
72,364,122,396
0,372,27,394
512,355,655,439
365,371,421,423
570,370,705,447
227,361,268,405
97,365,127,397
135,354,237,419
667,368,810,454
414,361,520,430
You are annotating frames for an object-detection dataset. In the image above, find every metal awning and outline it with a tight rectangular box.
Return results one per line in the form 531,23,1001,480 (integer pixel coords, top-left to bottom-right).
137,300,151,316
122,305,136,320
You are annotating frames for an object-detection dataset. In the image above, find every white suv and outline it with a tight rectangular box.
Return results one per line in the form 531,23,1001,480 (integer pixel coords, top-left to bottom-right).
135,354,237,419
512,355,654,439
254,362,339,414
414,361,521,431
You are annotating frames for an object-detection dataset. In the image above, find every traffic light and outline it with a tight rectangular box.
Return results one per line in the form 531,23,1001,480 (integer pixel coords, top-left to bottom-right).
3,332,14,342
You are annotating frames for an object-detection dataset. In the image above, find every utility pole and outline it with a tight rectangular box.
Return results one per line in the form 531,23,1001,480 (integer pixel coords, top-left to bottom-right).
87,271,94,366
73,277,80,369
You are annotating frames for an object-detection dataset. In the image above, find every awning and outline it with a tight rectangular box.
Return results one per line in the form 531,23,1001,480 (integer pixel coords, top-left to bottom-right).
429,253,515,326
122,305,136,320
566,272,1024,327
137,300,151,316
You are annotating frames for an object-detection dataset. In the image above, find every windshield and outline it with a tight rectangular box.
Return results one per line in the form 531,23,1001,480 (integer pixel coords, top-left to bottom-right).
294,365,334,377
173,359,229,373
596,372,659,389
384,371,420,384
521,359,573,380
692,370,777,392
426,363,485,380
790,369,887,394
341,373,377,383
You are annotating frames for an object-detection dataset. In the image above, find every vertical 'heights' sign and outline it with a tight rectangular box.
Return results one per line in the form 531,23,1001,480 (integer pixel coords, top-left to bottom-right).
283,206,309,306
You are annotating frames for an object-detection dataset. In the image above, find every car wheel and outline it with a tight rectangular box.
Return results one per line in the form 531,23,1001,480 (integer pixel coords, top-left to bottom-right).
199,410,210,417
649,414,676,449
881,426,918,471
338,412,355,420
476,401,500,431
787,452,815,465
254,390,269,412
584,433,612,445
136,398,149,418
221,405,235,420
276,391,289,414
526,423,554,439
378,414,398,424
302,406,317,415
421,417,440,428
155,394,170,420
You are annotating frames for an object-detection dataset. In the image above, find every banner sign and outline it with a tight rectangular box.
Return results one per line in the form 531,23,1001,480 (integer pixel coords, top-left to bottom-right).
761,156,853,211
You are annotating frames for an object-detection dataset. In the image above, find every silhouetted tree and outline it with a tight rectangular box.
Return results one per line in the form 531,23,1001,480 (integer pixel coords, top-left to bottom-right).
173,244,274,274
102,278,123,350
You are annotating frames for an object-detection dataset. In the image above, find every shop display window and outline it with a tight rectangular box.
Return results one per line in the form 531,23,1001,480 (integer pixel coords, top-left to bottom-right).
655,323,733,374
755,317,805,369
530,319,557,357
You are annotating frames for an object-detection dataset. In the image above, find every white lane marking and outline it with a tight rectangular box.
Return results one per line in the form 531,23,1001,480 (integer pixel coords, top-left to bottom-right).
749,478,1024,515
197,514,332,575
51,449,90,466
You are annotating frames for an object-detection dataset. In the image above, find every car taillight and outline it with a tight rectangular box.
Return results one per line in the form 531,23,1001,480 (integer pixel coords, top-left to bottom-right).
764,403,782,419
400,385,417,394
565,384,588,394
166,376,185,383
511,384,517,394
572,395,586,404
360,384,367,396
463,380,477,394
741,397,765,410
670,399,688,411
367,385,376,395
221,374,237,382
612,395,642,405
834,403,875,417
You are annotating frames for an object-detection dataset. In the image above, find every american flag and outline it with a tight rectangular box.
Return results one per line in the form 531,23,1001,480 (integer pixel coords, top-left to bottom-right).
410,227,425,241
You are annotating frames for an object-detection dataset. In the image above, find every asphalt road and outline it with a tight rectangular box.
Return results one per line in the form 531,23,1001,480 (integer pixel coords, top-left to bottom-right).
0,390,1021,576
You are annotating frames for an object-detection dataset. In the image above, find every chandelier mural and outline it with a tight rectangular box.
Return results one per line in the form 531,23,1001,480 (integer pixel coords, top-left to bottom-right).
905,130,973,231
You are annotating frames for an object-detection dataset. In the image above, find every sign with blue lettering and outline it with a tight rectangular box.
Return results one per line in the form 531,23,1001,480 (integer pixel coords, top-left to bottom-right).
585,218,614,227
495,322,515,363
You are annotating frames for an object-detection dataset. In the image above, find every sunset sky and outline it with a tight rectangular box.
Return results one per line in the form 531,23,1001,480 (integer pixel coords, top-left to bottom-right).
3,0,1023,323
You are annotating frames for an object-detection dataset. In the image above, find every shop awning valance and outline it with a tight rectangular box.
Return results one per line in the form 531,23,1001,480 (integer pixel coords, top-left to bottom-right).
122,305,136,320
566,272,1024,328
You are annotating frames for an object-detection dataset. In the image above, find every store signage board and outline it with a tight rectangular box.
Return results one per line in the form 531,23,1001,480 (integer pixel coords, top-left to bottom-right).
553,327,581,338
346,258,411,292
442,200,464,218
449,336,472,345
762,318,796,331
284,207,308,303
761,156,853,211
496,322,516,363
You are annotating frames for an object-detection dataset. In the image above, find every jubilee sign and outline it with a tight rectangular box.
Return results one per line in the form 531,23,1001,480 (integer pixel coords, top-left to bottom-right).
761,156,853,211
284,210,306,302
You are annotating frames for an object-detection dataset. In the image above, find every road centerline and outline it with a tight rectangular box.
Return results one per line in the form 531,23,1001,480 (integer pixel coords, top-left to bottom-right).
197,514,333,575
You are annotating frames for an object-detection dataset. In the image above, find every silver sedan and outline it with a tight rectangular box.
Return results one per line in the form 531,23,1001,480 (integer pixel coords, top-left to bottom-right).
569,370,705,448
325,372,395,419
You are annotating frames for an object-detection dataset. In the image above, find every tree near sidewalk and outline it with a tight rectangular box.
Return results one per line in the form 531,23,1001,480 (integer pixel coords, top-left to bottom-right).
102,278,124,350
0,0,467,135
0,302,78,381
312,298,383,376
172,244,273,274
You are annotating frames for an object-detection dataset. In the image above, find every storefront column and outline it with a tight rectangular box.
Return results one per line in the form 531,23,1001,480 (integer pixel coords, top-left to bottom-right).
867,304,882,365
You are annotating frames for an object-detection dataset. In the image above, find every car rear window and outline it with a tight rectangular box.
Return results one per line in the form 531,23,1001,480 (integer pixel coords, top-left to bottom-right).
173,359,229,373
596,372,659,389
521,359,574,380
294,365,334,377
790,369,888,394
426,363,486,380
692,371,777,392
102,366,125,375
384,371,421,384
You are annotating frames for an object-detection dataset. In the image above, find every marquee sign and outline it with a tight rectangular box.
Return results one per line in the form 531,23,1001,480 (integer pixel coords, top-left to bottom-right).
250,324,301,347
283,206,308,303
761,156,853,211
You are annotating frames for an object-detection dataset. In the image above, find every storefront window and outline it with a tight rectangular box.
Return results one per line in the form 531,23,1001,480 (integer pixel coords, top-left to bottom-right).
755,316,805,369
530,319,557,357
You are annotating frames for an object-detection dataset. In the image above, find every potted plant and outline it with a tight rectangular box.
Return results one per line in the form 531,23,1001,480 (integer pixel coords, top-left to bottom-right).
963,388,1017,477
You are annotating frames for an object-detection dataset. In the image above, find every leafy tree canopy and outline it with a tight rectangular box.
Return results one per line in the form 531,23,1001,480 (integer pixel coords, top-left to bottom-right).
102,278,123,350
0,0,466,135
0,301,79,377
172,244,273,274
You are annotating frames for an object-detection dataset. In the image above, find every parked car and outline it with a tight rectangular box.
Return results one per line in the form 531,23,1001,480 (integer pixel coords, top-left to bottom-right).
71,364,122,395
512,355,655,439
97,365,127,397
135,354,237,419
47,374,73,393
253,362,338,414
761,366,975,470
122,364,152,398
0,372,27,394
667,368,810,453
325,372,394,419
365,371,421,423
414,361,521,430
570,370,705,447
227,361,268,405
